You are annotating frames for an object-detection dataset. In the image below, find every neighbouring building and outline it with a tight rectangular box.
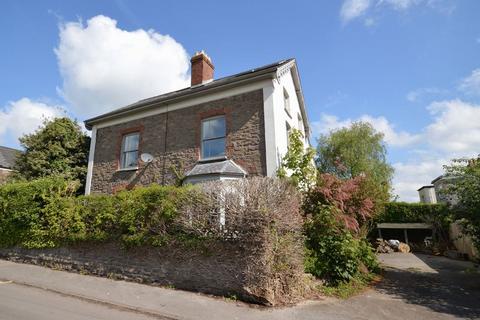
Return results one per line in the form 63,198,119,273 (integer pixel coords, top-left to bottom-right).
84,51,310,194
417,185,437,204
431,175,459,206
0,146,20,184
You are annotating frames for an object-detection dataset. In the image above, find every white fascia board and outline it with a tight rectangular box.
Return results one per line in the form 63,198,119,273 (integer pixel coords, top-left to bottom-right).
95,79,272,129
84,125,97,195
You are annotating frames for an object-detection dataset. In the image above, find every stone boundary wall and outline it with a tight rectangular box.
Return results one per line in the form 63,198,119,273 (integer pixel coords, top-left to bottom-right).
0,241,274,304
450,221,479,260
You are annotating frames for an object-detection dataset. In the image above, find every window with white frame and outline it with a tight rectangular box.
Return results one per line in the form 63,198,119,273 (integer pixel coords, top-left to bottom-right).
283,88,291,116
120,132,140,169
286,122,292,146
201,116,226,159
298,113,304,133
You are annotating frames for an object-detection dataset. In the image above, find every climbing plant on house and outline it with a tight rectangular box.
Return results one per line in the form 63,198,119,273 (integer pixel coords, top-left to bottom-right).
277,128,316,191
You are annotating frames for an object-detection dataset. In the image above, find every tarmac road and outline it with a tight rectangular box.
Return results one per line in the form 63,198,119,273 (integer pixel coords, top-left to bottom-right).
0,281,160,320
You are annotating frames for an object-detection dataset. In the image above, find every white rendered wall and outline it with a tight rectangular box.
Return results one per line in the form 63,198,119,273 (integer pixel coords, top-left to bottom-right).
418,187,437,204
268,70,307,176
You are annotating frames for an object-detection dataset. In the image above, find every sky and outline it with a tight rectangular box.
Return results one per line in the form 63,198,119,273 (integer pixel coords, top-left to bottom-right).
1,0,480,201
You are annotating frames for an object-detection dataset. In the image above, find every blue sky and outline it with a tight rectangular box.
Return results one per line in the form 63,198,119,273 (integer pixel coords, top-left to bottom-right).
1,0,480,201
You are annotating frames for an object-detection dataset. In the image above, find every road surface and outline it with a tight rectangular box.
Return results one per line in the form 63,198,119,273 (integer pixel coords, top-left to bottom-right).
0,280,159,320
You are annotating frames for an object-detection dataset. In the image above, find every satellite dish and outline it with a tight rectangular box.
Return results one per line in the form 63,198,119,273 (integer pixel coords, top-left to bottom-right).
140,153,154,163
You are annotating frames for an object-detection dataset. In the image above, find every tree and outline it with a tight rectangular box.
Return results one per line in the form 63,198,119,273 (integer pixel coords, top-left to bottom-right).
14,117,90,188
277,129,316,191
316,122,394,214
443,157,480,252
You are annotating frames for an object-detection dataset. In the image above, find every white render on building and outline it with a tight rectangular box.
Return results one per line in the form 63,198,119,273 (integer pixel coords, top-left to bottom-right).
417,185,437,204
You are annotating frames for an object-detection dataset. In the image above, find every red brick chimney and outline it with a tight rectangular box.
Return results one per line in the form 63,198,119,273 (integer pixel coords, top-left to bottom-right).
190,51,214,86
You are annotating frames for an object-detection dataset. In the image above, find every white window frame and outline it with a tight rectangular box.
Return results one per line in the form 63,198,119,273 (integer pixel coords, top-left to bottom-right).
201,115,226,160
286,122,292,147
298,113,304,133
120,132,140,170
283,88,291,117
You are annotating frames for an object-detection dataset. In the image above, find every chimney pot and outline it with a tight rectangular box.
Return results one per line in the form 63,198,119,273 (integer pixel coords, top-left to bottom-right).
190,50,214,86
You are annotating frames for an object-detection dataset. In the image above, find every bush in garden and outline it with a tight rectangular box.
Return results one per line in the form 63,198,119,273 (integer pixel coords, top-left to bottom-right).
115,184,203,247
376,202,451,225
303,173,378,285
0,177,202,248
0,176,80,248
188,177,305,302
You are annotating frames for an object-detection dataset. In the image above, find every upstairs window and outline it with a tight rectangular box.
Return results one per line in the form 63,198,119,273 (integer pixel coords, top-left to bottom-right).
120,132,140,169
283,88,291,117
298,113,304,133
286,122,292,147
201,116,226,159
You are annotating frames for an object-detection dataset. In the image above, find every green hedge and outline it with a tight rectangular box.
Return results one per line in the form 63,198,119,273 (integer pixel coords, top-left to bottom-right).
376,202,451,226
0,176,202,249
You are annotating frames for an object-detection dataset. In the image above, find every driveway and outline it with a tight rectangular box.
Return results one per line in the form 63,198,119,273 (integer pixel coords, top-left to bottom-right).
372,253,480,319
0,254,479,320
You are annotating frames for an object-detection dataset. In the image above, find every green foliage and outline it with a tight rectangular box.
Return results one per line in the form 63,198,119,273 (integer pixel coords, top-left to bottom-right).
13,117,90,190
376,202,451,225
444,157,480,251
303,172,379,285
115,185,201,247
277,129,316,191
75,194,117,242
316,122,394,213
0,177,201,249
304,204,378,285
0,176,80,248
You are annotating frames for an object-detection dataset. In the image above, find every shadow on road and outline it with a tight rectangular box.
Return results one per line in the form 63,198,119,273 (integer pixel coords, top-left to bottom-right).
376,254,480,319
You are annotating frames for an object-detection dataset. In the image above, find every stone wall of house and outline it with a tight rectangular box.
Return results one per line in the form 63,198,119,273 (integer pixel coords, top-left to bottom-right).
91,89,266,194
0,240,294,305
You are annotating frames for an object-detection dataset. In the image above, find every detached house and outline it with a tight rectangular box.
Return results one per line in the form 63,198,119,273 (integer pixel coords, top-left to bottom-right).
84,51,310,194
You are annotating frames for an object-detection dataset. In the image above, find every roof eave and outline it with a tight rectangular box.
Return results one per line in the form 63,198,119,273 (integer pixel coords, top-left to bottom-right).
289,61,311,143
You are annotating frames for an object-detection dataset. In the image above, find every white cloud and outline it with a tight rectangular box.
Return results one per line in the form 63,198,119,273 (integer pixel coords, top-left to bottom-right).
364,17,376,27
406,87,447,102
458,68,480,96
378,0,421,10
0,98,64,145
341,0,454,24
426,100,480,154
340,0,372,23
55,15,190,118
312,113,419,147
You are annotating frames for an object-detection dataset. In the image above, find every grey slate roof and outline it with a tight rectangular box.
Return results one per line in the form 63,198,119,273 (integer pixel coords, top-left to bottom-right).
0,146,20,169
84,58,295,129
185,159,247,178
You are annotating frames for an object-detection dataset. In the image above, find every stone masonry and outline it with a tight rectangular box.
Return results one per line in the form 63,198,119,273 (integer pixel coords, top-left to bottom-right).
0,242,266,303
91,89,266,194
